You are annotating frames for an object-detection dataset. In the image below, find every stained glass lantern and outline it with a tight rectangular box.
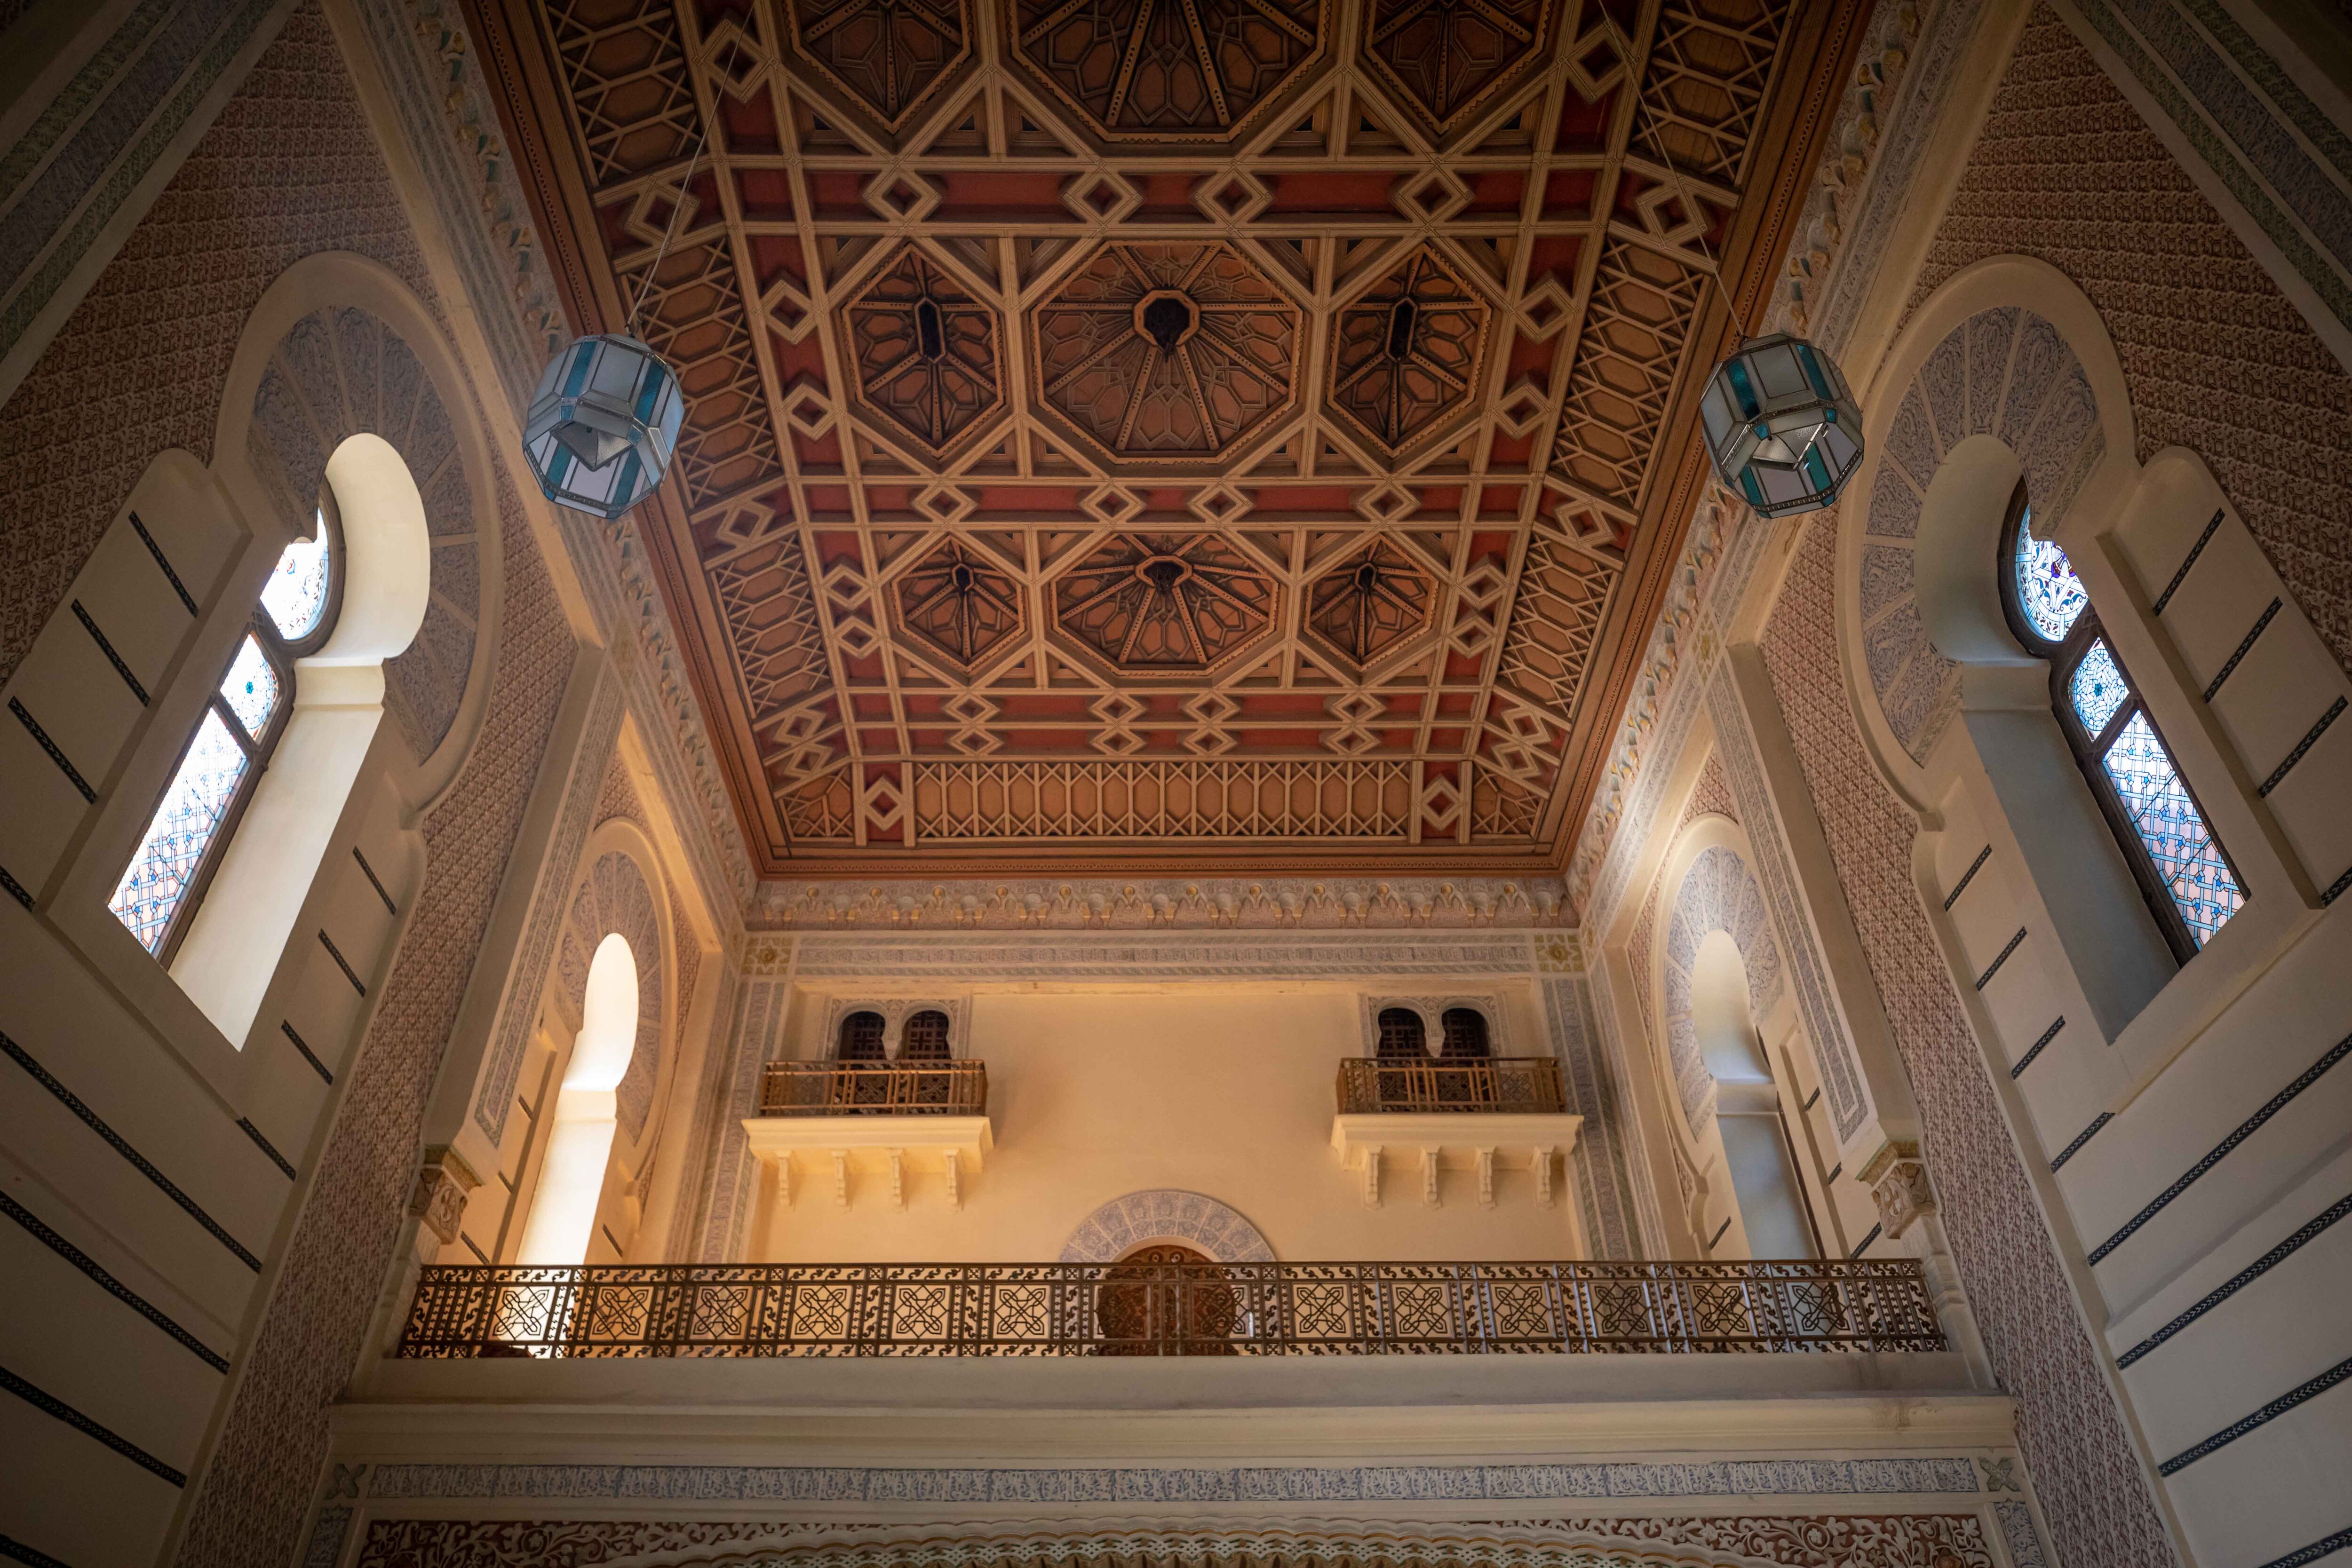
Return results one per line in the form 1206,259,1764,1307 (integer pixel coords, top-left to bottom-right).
1699,333,1864,518
522,334,685,520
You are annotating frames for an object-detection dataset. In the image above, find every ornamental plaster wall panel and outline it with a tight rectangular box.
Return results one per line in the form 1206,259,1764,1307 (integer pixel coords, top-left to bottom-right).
1756,511,2178,1568
1059,1190,1276,1264
180,468,580,1568
1659,845,1784,1136
0,0,437,693
1904,8,2352,677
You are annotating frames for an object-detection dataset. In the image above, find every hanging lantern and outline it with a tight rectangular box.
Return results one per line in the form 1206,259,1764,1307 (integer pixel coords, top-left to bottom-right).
522,333,685,520
1699,333,1863,518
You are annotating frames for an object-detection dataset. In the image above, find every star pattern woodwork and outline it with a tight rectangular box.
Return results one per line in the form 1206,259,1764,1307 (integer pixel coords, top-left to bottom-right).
466,0,1863,873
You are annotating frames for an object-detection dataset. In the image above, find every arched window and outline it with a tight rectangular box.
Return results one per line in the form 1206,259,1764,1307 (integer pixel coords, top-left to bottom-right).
900,1009,951,1061
107,514,340,956
1438,1007,1490,1058
1375,1007,1426,1059
518,933,638,1266
2002,499,2245,958
836,1010,886,1061
1692,930,1815,1259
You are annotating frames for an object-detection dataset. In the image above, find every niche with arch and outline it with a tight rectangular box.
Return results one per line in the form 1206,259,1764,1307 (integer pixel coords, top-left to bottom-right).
816,996,972,1060
1651,833,1817,1260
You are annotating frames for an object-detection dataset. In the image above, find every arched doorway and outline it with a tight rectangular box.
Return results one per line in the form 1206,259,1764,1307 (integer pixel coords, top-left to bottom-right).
517,933,640,1266
1094,1244,1238,1356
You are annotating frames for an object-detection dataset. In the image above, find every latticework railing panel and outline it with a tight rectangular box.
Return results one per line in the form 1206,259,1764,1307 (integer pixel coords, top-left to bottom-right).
399,1259,1945,1358
1336,1056,1568,1114
758,1060,987,1116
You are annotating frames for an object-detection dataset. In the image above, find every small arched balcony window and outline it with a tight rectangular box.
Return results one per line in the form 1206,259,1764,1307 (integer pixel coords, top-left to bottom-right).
2001,498,2246,958
836,1010,887,1061
1438,1007,1490,1058
900,1009,951,1061
1375,1007,1426,1059
107,513,341,956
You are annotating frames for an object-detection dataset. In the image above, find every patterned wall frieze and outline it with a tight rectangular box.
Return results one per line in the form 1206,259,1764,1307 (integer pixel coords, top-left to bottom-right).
338,1514,2017,1568
358,0,757,915
786,932,1542,982
1059,1190,1276,1264
754,875,1567,932
2055,0,2352,366
355,1455,1990,1505
0,0,299,398
468,672,627,1145
1538,973,1646,1260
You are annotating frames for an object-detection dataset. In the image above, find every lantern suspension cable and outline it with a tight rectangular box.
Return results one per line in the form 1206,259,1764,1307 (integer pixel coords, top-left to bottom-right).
519,117,703,521
626,116,713,341
1618,70,1867,518
1624,78,1743,331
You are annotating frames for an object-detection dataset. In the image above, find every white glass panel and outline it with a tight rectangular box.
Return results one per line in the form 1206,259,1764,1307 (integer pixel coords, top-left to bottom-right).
2102,712,2245,947
109,710,249,953
261,521,330,640
220,635,279,738
2015,519,2089,642
2070,640,2129,737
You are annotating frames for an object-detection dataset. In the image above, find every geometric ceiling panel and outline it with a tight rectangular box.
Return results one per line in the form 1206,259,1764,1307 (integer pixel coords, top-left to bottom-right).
842,244,1007,458
783,0,974,129
1303,536,1437,674
890,535,1027,674
1008,0,1332,144
1051,532,1280,677
475,0,1863,876
1360,0,1567,145
1327,244,1492,455
1032,241,1303,467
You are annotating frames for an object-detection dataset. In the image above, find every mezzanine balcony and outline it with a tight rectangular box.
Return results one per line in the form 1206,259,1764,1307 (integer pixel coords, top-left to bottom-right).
747,1059,993,1210
395,1256,1946,1359
759,1059,988,1116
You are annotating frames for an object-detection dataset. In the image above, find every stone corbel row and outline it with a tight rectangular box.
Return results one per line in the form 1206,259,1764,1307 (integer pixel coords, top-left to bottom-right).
1355,1144,1558,1211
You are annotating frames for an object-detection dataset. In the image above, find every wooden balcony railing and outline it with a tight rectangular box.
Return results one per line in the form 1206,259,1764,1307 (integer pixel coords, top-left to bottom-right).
758,1060,986,1117
396,1258,1944,1359
1336,1056,1567,1114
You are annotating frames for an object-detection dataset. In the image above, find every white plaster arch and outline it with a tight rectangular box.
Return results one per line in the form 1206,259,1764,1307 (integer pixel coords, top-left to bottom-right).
552,818,677,1149
1059,1190,1276,1264
212,251,505,811
1838,256,2139,809
1651,820,1786,1141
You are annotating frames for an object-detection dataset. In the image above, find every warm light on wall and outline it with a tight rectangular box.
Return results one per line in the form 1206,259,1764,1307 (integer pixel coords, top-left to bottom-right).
517,932,638,1266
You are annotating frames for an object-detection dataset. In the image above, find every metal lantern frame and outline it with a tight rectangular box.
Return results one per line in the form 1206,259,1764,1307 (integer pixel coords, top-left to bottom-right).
1699,332,1864,518
523,332,687,521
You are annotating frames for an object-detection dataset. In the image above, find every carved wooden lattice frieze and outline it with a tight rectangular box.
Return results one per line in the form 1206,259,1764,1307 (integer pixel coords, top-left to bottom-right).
479,0,1861,868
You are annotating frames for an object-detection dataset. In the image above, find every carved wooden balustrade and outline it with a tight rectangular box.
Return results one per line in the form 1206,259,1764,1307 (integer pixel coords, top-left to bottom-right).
758,1060,986,1117
396,1259,1944,1359
1335,1057,1567,1115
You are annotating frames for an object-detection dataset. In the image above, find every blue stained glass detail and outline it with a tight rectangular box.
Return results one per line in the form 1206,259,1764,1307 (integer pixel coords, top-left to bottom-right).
109,709,249,952
2015,519,2090,642
2101,712,2245,946
220,636,278,738
2071,640,2129,737
261,522,330,640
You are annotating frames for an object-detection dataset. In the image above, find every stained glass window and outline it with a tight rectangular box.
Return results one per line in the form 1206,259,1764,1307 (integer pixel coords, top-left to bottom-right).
2070,640,2130,737
109,711,251,953
2101,712,2245,945
220,635,279,737
261,521,331,640
2013,518,2089,643
111,509,333,958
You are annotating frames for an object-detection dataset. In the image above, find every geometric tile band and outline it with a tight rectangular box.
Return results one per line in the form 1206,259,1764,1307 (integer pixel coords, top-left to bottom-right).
2157,1352,2352,1475
0,1189,230,1373
362,1457,1987,1503
2117,1191,2352,1370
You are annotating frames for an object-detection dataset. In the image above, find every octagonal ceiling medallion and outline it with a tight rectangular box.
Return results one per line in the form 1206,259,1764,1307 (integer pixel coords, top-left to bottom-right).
890,537,1027,675
1360,0,1564,144
842,245,1007,458
1327,245,1492,455
1304,538,1438,674
1008,0,1330,145
784,0,975,129
1031,240,1301,468
1051,533,1279,677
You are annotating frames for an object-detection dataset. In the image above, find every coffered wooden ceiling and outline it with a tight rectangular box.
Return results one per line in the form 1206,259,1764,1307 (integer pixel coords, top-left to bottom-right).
467,0,1863,875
